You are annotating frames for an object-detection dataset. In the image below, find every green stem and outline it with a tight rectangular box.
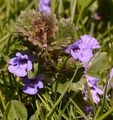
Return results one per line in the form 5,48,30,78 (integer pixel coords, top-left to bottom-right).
69,98,88,120
94,107,101,120
53,74,59,103
51,0,56,14
0,33,10,44
58,93,76,119
98,108,113,120
0,90,6,111
71,0,77,23
97,26,113,40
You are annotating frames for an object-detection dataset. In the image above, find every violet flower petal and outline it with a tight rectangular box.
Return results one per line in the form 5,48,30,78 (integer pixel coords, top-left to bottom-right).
109,68,113,80
8,65,27,77
85,106,92,112
65,43,79,54
22,85,38,95
86,75,98,84
43,0,50,5
39,4,51,13
37,81,43,88
94,86,104,95
80,35,101,49
26,60,32,71
91,90,100,104
9,57,18,65
16,52,21,57
71,49,93,63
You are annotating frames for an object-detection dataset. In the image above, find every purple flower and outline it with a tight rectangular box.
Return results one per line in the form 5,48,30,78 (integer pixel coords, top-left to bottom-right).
65,39,93,64
22,75,44,95
38,0,51,13
85,75,98,87
85,106,93,112
93,13,101,20
65,35,100,64
83,66,104,104
8,52,32,77
84,75,103,104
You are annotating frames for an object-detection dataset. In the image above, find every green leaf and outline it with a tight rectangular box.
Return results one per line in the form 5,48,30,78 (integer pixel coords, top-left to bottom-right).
0,109,3,119
69,78,85,92
52,81,68,94
87,52,108,77
29,110,40,120
29,114,36,120
28,63,38,79
5,100,27,120
52,67,84,94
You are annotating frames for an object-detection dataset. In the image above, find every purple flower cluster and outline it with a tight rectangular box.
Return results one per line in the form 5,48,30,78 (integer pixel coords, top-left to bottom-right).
65,35,101,64
65,35,103,104
38,0,51,13
8,52,43,95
